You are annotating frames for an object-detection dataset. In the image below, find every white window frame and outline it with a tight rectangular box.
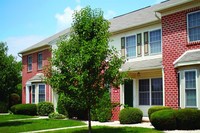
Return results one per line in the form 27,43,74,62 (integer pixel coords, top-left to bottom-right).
38,52,43,70
27,55,32,72
149,29,162,55
125,35,137,59
184,69,198,108
31,84,36,104
38,84,46,103
187,10,200,43
139,77,163,106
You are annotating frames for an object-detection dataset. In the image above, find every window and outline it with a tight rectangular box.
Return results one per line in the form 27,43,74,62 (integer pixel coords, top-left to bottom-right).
139,78,163,105
151,78,163,105
149,29,161,54
139,79,150,105
28,55,32,71
32,85,35,104
39,85,45,102
38,53,42,70
185,70,197,107
188,11,200,42
126,35,136,58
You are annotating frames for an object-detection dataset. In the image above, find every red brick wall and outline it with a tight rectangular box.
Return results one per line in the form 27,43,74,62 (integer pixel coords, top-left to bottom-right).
111,87,120,121
22,48,51,103
162,7,200,108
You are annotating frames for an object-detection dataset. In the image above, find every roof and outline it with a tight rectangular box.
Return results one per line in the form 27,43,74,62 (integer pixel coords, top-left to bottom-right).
109,0,181,33
173,49,200,68
121,58,162,71
18,28,70,54
28,73,45,83
19,0,184,54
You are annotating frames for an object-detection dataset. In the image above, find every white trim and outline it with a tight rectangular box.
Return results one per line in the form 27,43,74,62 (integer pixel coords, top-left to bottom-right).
175,61,200,68
187,10,200,43
173,49,200,66
162,67,165,106
184,69,198,108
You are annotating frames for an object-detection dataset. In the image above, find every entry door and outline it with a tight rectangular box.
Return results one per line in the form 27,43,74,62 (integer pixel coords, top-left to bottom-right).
124,79,133,107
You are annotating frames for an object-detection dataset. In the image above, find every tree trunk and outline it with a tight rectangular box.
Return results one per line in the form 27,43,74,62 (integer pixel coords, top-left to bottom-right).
88,107,92,133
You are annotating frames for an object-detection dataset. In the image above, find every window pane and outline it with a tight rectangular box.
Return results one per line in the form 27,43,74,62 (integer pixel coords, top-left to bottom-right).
39,85,45,102
186,89,196,106
139,79,150,105
28,56,32,71
126,36,136,58
188,11,200,42
32,85,35,104
38,53,42,69
185,71,196,89
185,71,196,107
151,78,163,105
150,29,161,54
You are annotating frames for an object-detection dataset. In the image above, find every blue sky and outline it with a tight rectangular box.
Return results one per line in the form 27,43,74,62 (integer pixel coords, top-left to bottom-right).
0,0,164,60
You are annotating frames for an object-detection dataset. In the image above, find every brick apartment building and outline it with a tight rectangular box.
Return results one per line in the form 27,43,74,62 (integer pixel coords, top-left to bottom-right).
19,0,200,120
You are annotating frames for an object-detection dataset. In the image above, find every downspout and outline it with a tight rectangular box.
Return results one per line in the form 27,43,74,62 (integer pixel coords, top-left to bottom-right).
155,12,161,20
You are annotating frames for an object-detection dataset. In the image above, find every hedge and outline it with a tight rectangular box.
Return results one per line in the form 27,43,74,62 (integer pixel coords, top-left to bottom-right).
37,102,54,116
10,104,37,115
119,107,143,124
148,106,172,120
151,109,177,130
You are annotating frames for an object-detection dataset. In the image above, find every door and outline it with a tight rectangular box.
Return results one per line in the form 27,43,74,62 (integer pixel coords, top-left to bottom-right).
124,79,133,107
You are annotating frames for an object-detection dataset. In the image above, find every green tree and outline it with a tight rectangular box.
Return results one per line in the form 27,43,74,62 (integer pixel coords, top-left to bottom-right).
0,42,22,111
45,7,125,133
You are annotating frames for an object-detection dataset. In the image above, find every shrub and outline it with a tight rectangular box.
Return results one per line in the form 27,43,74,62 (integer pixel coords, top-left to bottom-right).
10,104,37,115
91,92,112,122
49,112,66,119
57,94,68,116
37,102,54,116
176,108,200,130
0,101,8,113
58,93,88,120
148,106,171,120
119,107,143,124
9,93,20,107
151,109,176,130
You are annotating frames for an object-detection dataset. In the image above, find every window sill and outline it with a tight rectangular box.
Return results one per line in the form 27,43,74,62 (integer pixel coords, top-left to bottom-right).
27,70,32,73
187,40,200,45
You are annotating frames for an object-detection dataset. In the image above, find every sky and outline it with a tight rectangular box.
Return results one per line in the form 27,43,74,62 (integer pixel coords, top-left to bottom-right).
0,0,165,60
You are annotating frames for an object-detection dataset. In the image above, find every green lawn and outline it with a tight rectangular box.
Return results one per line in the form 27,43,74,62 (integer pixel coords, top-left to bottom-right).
0,115,86,133
0,114,37,122
47,126,163,133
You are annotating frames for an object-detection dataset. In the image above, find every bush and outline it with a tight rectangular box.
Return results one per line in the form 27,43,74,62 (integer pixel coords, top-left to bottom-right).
9,93,20,107
0,101,8,113
176,108,200,130
148,106,171,120
10,104,37,115
151,109,176,130
91,92,112,122
37,102,54,116
57,94,68,116
49,112,66,119
119,107,143,124
57,93,87,120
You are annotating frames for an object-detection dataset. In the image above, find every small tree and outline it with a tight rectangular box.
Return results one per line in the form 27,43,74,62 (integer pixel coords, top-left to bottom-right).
45,7,125,133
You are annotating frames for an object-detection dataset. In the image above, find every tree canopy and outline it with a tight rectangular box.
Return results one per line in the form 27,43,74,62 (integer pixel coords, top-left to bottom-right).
45,6,125,132
0,42,21,103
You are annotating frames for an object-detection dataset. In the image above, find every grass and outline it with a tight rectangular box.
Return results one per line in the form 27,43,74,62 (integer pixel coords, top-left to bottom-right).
0,114,37,122
47,126,163,133
0,115,86,133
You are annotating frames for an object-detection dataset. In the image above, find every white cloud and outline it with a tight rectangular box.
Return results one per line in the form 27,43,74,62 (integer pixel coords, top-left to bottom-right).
104,10,116,19
5,35,46,60
55,5,82,32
